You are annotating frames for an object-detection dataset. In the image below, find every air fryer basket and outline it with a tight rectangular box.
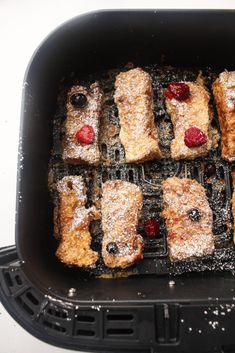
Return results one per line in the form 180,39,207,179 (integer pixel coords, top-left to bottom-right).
1,10,235,353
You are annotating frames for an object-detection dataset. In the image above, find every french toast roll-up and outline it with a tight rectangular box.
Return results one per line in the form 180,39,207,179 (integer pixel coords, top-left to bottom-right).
161,177,214,262
62,82,102,165
164,77,212,160
55,176,98,267
101,180,144,268
114,68,162,163
213,71,235,162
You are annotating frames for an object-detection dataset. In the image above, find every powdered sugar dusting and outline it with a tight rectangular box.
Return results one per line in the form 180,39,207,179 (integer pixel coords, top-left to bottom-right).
63,82,102,164
165,78,212,160
101,180,143,268
162,177,214,261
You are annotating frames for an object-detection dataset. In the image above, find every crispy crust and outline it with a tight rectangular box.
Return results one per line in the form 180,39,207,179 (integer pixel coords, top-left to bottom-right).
165,77,212,160
161,177,214,262
114,68,162,163
231,171,235,243
55,176,98,267
62,82,102,165
213,71,235,162
101,180,143,268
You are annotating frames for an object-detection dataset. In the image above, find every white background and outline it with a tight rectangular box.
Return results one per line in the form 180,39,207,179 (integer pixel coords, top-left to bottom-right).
0,1,234,352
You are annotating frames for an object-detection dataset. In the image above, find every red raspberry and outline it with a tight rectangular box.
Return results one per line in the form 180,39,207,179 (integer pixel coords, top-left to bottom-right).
75,125,94,144
184,127,207,148
164,82,190,101
144,219,160,238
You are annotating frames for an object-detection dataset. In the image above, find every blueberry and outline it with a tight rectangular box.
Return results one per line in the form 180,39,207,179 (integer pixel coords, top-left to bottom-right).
188,208,201,221
204,163,216,177
70,93,87,108
106,242,119,254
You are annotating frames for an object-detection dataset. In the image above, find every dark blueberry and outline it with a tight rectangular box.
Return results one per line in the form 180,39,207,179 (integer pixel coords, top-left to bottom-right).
106,242,119,254
204,163,216,177
70,93,87,108
188,208,201,221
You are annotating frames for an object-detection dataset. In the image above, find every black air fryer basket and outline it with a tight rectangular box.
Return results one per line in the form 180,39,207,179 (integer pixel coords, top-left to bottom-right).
1,10,235,353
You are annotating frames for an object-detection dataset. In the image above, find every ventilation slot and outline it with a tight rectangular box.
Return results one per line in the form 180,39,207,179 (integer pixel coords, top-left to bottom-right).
76,329,95,337
26,292,39,306
101,143,107,160
128,169,134,182
107,328,133,336
218,166,225,179
107,314,133,321
115,149,120,162
16,297,34,316
16,290,40,317
15,274,23,285
43,320,66,333
4,272,13,287
156,304,179,344
116,170,121,179
77,315,95,323
105,310,136,340
3,270,25,293
47,307,68,319
74,310,99,339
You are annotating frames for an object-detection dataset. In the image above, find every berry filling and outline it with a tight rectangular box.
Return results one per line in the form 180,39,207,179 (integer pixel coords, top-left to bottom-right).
75,125,94,144
184,127,207,148
165,82,190,101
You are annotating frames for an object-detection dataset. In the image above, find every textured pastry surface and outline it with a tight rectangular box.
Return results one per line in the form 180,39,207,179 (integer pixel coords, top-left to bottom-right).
165,77,212,160
114,68,162,163
62,82,102,165
231,172,235,243
161,177,214,262
55,176,98,267
213,71,235,162
101,180,144,268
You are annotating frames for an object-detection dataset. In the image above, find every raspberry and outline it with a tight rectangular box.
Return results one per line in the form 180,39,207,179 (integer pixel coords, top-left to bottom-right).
184,127,207,148
144,219,160,238
75,125,94,144
165,82,190,101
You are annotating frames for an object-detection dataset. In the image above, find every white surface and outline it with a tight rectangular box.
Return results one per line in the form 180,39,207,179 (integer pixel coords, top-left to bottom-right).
0,1,234,352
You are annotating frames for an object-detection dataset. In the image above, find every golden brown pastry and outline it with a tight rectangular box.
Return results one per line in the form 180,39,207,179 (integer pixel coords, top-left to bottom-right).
231,171,235,243
62,82,102,165
213,70,235,162
164,76,212,160
101,180,143,268
161,177,214,262
55,176,98,267
114,68,162,163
